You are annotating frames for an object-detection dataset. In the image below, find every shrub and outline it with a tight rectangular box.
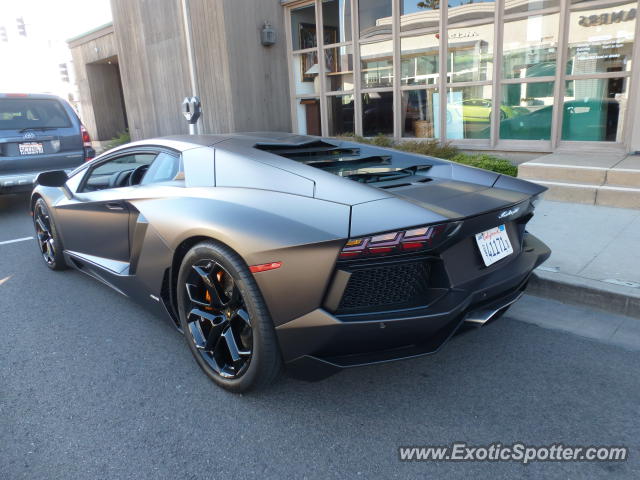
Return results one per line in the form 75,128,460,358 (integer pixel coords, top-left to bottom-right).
394,139,459,160
337,135,518,176
104,130,131,150
449,153,518,177
370,134,395,147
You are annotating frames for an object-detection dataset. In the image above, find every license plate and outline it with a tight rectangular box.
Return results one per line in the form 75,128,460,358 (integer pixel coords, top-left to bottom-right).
18,142,44,155
475,224,513,267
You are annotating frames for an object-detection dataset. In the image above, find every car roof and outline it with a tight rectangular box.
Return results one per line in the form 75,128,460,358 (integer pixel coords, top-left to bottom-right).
116,132,323,153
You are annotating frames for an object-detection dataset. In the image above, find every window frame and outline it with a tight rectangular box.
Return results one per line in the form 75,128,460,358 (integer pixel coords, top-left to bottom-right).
75,147,180,194
284,0,640,152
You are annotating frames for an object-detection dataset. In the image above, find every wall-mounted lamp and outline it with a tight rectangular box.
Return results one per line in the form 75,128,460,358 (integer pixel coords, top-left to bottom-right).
261,21,276,46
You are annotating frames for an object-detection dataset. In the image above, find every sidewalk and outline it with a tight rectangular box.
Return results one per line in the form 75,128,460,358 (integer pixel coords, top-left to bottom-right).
525,200,640,318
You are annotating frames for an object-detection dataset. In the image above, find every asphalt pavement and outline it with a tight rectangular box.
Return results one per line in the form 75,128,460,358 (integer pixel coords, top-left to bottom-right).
1,192,639,479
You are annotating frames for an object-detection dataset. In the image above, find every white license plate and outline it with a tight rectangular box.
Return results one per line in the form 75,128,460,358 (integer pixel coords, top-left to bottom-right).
19,142,44,155
475,224,513,267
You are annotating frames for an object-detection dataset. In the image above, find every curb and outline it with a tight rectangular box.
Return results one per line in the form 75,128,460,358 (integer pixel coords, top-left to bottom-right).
527,270,640,320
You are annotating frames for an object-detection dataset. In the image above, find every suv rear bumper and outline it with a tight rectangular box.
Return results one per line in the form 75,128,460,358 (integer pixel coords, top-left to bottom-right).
0,172,40,193
0,165,79,193
276,232,550,380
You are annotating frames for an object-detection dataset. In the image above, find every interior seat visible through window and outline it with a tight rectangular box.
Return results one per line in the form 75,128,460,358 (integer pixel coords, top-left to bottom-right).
140,152,180,185
81,153,156,192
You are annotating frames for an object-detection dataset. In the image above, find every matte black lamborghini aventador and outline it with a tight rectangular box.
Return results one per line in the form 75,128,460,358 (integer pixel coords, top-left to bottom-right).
31,133,550,392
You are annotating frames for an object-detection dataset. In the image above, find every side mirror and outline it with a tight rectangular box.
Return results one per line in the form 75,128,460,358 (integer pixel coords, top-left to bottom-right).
36,170,68,188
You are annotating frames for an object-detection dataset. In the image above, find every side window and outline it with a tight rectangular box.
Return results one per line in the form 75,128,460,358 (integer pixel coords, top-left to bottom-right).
81,153,156,192
140,152,180,185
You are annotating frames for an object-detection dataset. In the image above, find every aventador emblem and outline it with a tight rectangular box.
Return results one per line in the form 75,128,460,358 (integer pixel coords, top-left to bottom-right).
498,207,520,219
23,131,36,140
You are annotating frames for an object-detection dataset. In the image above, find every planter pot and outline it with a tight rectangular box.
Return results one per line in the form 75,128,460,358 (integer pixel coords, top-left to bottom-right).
413,120,433,138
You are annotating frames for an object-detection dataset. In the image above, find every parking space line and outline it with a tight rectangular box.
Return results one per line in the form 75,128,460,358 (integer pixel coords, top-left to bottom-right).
0,236,33,246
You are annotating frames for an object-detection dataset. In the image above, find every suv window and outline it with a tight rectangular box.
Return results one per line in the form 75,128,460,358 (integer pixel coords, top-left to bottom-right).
81,153,157,192
0,98,72,130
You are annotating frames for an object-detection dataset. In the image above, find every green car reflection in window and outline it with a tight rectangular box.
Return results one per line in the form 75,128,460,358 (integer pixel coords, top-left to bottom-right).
497,99,622,142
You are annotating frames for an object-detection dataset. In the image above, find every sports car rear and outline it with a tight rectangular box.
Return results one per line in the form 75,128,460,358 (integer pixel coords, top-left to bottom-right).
278,203,549,380
260,139,550,379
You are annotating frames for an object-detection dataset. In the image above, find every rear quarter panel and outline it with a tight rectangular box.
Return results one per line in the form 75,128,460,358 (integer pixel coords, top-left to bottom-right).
132,187,351,325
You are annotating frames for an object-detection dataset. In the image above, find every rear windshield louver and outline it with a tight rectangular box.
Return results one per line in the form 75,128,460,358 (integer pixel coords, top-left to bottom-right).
256,140,432,188
256,141,359,161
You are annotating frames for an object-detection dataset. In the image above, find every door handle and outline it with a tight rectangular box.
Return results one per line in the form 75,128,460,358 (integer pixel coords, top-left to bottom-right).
105,202,125,211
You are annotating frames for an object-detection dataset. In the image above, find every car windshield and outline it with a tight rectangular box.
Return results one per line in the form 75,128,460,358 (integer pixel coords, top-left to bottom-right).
0,98,72,130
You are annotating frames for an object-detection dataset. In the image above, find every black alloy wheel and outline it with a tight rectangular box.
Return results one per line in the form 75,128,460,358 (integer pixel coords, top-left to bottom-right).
33,198,66,270
177,241,281,392
184,260,253,378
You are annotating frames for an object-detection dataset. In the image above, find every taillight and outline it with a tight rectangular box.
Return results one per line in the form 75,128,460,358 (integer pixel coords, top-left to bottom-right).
339,222,461,259
81,125,94,161
81,125,91,145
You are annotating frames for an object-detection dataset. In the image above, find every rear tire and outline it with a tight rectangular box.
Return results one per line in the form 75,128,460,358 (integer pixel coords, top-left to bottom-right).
177,240,282,393
33,198,67,271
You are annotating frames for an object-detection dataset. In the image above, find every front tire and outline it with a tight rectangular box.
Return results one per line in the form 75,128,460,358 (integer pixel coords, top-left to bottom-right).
177,240,282,392
33,198,67,270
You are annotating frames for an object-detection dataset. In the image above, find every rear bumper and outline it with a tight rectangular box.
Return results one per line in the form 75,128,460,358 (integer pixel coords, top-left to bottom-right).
276,232,550,380
0,172,41,192
0,165,79,193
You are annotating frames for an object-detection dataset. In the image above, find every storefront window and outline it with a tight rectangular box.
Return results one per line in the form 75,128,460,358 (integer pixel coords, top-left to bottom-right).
566,1,636,75
362,91,393,136
504,0,559,16
328,94,355,136
402,89,439,138
400,34,439,86
446,85,493,139
447,28,494,82
325,45,354,92
562,77,628,142
287,0,635,146
447,1,495,83
448,0,495,24
360,40,394,88
502,13,560,79
291,4,317,51
499,82,554,140
359,0,392,39
292,53,322,95
400,0,439,33
323,0,352,44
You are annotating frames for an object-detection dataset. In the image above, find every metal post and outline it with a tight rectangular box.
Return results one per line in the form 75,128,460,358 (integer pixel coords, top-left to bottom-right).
181,0,200,134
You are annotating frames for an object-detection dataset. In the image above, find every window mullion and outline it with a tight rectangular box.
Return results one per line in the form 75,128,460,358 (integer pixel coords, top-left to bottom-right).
317,1,328,136
622,0,640,149
491,0,504,148
352,0,363,136
392,0,401,140
285,6,298,134
551,0,571,149
439,1,448,142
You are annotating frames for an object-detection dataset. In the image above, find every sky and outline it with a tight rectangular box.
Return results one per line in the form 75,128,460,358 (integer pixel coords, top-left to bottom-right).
0,0,112,43
0,0,113,96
